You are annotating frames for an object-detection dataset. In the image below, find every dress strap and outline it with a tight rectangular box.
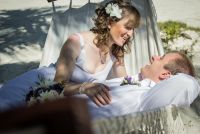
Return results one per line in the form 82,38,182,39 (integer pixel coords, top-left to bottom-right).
75,33,84,49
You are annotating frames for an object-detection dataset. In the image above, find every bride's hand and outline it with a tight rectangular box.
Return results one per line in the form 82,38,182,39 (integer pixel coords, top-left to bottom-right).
84,83,111,106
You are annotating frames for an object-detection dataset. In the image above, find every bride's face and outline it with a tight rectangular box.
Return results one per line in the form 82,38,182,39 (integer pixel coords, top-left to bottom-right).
108,17,134,46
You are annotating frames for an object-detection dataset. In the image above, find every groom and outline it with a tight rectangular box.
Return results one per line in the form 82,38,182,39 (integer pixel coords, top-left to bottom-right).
91,50,196,107
88,51,199,119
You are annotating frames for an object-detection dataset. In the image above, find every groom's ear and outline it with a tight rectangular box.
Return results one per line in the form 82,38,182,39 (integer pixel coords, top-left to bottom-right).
159,70,171,80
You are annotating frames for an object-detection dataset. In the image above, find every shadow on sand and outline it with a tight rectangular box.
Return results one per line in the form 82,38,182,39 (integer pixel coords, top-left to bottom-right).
0,7,57,53
0,7,66,82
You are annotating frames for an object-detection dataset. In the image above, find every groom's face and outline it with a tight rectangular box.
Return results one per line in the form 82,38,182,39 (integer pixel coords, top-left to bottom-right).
141,53,181,82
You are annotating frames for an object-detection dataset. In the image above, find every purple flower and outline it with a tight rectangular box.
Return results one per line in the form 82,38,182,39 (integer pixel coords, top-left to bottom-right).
120,75,141,86
120,76,133,86
124,76,132,84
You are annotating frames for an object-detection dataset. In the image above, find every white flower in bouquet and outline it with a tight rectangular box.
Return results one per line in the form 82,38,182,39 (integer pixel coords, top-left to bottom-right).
26,75,65,106
38,90,61,102
105,3,122,19
27,96,38,106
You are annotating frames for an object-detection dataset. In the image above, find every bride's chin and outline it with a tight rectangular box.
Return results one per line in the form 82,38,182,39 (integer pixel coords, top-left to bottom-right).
115,41,124,47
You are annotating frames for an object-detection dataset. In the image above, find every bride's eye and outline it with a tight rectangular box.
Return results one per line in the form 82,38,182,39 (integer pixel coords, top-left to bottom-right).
125,26,132,30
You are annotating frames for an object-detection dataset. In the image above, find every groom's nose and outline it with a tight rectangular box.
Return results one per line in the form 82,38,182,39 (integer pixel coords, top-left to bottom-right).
150,56,161,63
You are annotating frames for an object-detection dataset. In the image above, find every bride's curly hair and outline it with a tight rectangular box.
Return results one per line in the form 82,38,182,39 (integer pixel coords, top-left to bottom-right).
90,0,140,62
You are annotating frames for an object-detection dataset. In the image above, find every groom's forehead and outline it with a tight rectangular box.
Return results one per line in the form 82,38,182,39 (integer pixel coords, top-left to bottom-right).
162,53,180,61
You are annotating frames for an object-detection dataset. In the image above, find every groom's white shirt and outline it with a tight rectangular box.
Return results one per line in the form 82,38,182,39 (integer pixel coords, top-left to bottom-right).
102,74,156,88
88,74,156,119
88,73,200,120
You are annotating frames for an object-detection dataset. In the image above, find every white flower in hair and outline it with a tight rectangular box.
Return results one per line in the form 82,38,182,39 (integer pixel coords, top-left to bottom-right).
105,3,122,19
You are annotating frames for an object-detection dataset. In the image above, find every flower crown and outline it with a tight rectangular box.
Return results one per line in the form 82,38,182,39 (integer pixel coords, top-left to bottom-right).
105,3,122,19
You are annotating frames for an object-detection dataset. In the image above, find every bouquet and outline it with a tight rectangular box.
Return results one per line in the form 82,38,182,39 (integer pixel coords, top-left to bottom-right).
26,75,64,106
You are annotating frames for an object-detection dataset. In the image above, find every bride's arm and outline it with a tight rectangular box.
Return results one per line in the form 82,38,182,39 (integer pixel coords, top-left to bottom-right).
54,34,83,95
54,35,80,83
54,35,111,106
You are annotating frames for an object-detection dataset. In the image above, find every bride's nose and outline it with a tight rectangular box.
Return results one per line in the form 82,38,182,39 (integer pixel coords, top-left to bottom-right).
127,29,133,38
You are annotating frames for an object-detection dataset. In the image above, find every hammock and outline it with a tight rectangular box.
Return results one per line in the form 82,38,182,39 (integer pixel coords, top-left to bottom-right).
39,0,200,133
93,102,200,134
39,0,164,75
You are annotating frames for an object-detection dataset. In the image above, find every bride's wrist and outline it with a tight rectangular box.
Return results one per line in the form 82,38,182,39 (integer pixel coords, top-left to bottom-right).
78,82,87,94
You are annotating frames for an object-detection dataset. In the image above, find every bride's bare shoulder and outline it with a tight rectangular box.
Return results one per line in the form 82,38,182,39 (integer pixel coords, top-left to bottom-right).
61,34,82,55
79,31,96,40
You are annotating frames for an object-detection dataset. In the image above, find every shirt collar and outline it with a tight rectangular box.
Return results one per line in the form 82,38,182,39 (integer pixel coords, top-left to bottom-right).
140,79,156,88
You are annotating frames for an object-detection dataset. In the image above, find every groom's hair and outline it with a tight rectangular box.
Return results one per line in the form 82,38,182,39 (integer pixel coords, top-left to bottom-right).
163,51,195,77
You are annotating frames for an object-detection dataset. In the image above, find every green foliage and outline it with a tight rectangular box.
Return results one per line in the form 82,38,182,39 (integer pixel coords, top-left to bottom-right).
158,21,200,59
158,21,186,43
159,21,200,44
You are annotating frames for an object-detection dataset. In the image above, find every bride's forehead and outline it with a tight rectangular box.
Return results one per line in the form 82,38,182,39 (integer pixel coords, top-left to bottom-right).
125,15,139,27
119,16,137,27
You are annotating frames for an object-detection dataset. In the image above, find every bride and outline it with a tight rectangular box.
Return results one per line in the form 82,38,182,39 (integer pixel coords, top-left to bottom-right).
0,0,141,111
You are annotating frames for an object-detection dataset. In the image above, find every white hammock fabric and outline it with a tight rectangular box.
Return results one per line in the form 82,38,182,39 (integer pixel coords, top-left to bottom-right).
92,102,200,134
39,0,164,75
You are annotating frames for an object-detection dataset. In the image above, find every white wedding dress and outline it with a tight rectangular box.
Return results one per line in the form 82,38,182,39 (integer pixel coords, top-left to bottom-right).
0,33,114,111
